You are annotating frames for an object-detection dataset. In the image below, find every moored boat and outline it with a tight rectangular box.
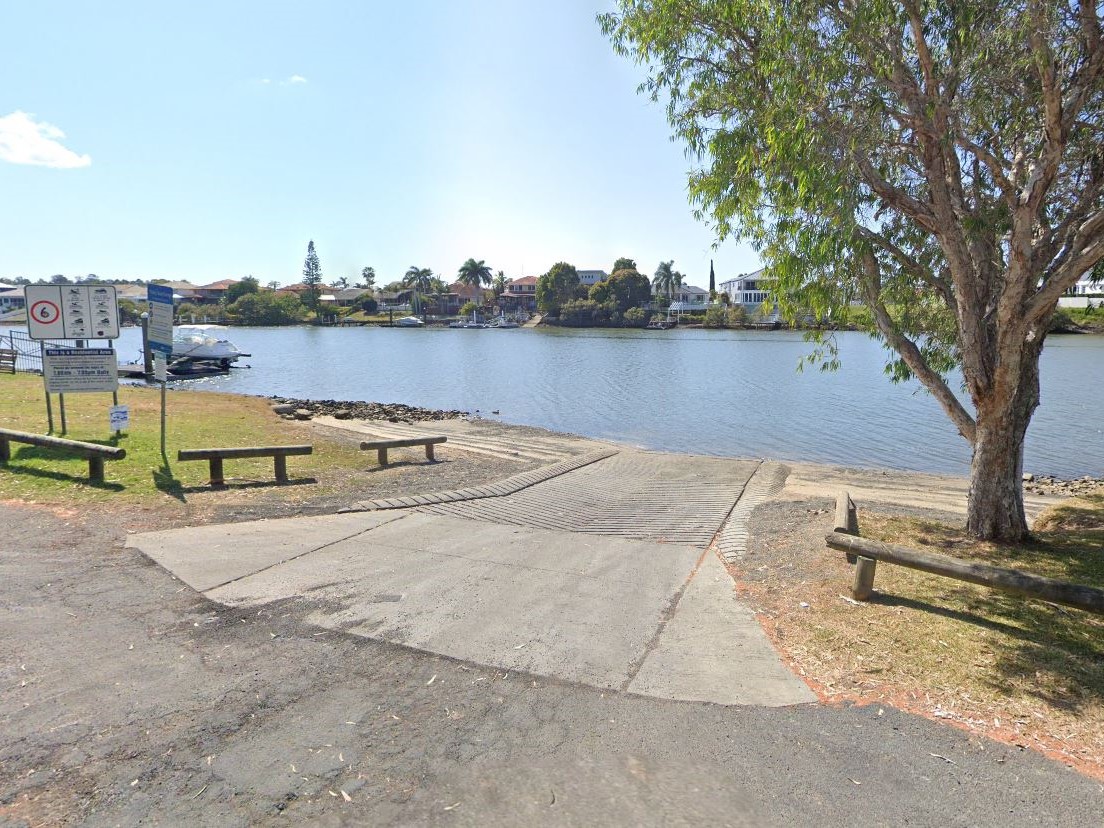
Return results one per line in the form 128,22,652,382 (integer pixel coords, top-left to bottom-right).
171,325,246,362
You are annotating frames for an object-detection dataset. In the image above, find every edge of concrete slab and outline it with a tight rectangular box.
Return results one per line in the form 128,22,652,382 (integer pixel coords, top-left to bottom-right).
626,551,817,707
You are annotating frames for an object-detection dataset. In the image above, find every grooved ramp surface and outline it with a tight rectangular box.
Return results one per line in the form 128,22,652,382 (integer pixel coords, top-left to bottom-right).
715,462,791,562
418,452,759,546
342,450,617,513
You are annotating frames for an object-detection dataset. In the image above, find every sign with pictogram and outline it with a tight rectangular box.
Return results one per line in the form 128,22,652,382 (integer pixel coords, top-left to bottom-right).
24,285,120,340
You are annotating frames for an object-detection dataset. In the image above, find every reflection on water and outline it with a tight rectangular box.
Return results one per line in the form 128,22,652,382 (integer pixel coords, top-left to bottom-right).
50,325,1104,478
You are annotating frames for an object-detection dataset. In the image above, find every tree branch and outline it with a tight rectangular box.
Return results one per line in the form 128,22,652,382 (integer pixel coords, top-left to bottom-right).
860,248,977,443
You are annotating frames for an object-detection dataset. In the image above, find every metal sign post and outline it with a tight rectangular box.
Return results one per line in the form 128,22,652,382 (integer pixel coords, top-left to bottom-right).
154,354,168,459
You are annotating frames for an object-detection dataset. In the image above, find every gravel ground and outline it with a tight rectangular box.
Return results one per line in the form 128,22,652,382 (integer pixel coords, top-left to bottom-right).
3,500,1103,825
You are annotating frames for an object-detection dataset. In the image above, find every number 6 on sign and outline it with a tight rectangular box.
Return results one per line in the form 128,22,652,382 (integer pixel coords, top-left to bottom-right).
32,300,60,324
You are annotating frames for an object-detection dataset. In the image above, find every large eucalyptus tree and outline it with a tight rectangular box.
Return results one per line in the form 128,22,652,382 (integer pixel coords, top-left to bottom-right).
602,1,1104,540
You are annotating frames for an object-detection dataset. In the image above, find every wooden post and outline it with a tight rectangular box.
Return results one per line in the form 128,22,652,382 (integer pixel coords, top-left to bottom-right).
425,443,435,461
273,454,288,483
209,457,225,486
0,436,9,462
852,556,877,600
59,393,67,435
835,490,859,563
88,456,105,484
378,447,388,466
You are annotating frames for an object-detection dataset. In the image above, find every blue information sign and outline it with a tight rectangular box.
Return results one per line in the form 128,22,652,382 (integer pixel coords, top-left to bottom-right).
147,284,175,356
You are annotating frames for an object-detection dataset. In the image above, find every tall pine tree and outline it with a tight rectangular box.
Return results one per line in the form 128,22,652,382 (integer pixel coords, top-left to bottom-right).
302,240,323,316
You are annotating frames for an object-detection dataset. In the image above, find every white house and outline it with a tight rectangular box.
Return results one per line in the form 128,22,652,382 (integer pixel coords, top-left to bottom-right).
0,284,26,312
719,269,783,322
668,284,710,310
719,269,774,305
578,269,609,287
1070,273,1102,295
1057,273,1103,308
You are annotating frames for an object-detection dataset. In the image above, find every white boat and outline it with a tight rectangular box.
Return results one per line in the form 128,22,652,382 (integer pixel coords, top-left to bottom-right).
396,316,425,327
171,325,246,363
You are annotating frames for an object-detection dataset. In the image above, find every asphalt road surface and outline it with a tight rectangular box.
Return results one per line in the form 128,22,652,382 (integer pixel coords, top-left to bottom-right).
2,503,1100,826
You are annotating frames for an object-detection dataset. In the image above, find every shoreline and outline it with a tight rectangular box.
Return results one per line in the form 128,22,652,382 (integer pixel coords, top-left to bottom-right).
261,392,1104,495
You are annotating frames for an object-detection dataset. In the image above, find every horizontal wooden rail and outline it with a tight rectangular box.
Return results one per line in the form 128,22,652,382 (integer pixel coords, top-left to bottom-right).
177,445,313,461
825,531,1104,616
0,427,126,483
177,445,313,486
360,436,446,466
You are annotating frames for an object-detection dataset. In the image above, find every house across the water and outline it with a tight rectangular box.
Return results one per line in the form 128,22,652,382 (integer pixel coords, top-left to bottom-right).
719,269,782,323
499,276,539,312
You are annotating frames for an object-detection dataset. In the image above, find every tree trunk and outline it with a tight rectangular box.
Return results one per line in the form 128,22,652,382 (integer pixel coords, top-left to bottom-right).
965,336,1044,542
966,416,1030,541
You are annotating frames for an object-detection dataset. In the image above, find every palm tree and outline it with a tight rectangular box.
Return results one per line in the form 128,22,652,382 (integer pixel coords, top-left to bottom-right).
492,270,507,298
652,260,683,301
457,258,493,321
403,266,434,319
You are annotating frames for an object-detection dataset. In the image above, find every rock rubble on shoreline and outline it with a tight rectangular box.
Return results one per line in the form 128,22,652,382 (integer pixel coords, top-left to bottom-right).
1023,472,1104,497
268,397,469,423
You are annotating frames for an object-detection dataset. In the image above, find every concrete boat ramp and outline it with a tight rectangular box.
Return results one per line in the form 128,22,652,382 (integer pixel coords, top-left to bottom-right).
128,448,816,707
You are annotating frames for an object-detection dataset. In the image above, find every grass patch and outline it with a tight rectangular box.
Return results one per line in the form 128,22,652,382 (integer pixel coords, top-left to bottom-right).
0,372,365,508
747,496,1104,778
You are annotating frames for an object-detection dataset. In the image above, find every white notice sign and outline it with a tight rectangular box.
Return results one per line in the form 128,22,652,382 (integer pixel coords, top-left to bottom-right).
109,405,130,431
43,348,119,393
153,353,168,382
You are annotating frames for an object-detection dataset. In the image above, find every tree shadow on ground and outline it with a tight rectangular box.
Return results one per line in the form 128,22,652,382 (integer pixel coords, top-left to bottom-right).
152,463,186,503
869,544,1104,711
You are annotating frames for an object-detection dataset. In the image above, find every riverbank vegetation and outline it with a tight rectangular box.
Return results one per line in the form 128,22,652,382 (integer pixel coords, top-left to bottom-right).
744,496,1104,780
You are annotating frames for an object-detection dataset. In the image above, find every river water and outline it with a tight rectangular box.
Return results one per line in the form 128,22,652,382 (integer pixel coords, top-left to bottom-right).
19,324,1104,478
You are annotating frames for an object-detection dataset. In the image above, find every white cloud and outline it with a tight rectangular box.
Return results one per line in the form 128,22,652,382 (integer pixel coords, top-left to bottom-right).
284,74,308,85
0,111,91,169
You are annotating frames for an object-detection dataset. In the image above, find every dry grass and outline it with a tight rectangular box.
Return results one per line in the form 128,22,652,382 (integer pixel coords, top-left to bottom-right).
743,495,1104,779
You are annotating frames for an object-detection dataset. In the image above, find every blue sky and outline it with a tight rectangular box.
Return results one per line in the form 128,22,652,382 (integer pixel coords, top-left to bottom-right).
1,1,761,288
